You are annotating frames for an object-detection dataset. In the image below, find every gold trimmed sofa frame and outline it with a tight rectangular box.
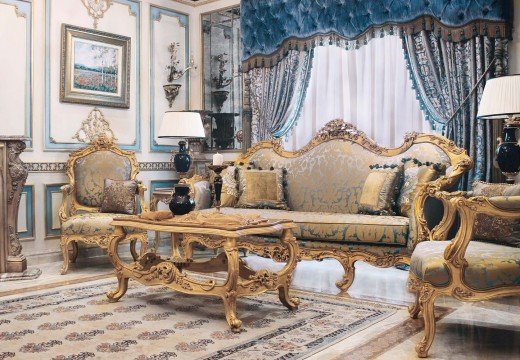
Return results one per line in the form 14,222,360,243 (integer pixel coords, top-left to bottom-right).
234,120,473,291
408,193,520,357
59,136,149,274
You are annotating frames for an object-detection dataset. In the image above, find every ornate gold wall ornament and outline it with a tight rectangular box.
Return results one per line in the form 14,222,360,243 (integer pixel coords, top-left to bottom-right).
81,0,112,29
73,108,117,144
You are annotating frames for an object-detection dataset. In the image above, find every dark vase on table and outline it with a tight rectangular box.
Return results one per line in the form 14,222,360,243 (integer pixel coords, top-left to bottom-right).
169,184,195,215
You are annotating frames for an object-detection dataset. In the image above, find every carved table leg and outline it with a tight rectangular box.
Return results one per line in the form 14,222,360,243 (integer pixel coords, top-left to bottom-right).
172,233,183,259
130,239,138,261
277,229,300,310
222,238,242,332
107,272,129,303
106,226,130,303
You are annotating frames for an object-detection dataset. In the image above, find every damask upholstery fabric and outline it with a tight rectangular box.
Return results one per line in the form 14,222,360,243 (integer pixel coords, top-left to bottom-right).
397,162,443,217
61,213,140,236
74,151,132,208
403,32,508,186
358,165,403,216
245,140,450,214
241,0,512,65
237,168,289,210
411,240,520,290
100,179,137,215
192,180,212,210
472,182,520,247
210,207,409,246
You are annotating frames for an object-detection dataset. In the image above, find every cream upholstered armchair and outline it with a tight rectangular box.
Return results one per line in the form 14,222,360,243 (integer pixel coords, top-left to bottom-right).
408,188,520,357
59,136,149,274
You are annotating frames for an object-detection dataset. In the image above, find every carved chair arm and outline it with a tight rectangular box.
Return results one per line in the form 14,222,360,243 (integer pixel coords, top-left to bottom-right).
411,174,468,249
443,195,520,266
59,184,73,223
137,182,149,213
428,190,471,241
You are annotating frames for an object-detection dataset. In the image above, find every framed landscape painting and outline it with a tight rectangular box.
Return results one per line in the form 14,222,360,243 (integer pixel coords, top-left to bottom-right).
60,24,131,108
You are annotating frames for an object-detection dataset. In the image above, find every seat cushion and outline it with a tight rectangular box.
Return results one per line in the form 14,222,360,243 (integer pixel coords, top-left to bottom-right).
61,213,141,236
411,241,520,290
210,208,409,245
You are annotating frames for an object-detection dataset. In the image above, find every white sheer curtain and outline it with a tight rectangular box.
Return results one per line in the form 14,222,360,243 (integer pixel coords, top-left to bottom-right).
284,35,431,151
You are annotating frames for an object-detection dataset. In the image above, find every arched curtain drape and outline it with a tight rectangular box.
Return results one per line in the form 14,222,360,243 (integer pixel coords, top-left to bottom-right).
241,0,513,185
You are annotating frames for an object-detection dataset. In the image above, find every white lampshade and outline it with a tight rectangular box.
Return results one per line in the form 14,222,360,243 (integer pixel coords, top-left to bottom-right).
477,75,520,120
158,111,205,138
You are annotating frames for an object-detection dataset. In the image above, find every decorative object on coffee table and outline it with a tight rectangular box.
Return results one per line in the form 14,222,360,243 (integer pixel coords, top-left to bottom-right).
0,136,40,280
169,184,195,215
158,111,206,177
478,74,520,183
107,211,300,332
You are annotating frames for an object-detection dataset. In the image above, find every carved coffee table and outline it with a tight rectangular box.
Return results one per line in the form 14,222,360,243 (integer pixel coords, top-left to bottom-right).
107,211,300,332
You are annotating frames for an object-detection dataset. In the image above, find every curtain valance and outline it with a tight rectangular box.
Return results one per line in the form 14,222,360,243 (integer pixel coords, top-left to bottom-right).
241,0,512,71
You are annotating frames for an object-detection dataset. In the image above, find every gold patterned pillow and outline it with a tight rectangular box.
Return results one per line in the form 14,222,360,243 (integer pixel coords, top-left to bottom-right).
358,164,403,215
100,179,137,215
397,159,444,217
237,167,289,210
472,181,520,247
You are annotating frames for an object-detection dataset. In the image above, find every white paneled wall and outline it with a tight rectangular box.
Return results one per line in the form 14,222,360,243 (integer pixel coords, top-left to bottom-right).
0,0,243,263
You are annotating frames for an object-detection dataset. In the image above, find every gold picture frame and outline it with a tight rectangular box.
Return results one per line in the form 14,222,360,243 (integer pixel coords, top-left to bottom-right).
60,24,131,108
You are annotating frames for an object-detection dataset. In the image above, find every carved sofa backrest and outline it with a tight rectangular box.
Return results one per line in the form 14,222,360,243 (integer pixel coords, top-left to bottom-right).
235,120,472,214
66,137,139,213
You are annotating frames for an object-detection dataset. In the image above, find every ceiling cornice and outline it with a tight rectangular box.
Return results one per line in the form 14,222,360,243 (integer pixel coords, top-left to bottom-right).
170,0,227,7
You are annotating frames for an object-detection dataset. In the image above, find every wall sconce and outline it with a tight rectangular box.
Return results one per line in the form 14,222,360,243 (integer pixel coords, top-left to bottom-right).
164,43,196,108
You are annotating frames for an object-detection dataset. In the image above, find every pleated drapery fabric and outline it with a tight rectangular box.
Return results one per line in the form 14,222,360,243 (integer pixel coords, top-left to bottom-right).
284,36,430,151
248,50,313,143
403,32,508,185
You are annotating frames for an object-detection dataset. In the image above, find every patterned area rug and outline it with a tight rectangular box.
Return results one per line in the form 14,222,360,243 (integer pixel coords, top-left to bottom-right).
0,277,405,360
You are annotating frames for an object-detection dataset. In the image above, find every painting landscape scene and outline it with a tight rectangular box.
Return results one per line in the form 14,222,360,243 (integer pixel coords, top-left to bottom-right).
73,40,120,95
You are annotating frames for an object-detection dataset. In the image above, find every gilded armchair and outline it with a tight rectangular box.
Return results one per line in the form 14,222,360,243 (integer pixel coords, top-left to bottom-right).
408,190,520,357
59,136,149,274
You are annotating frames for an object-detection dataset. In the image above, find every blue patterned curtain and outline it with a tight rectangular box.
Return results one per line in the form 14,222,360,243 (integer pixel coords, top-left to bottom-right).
247,50,314,143
403,32,508,186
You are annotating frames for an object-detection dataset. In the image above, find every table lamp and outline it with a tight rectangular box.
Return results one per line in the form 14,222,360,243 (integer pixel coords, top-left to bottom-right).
477,75,520,183
158,111,205,176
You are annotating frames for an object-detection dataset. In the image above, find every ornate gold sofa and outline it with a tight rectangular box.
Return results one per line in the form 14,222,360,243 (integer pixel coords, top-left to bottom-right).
59,136,149,274
408,190,520,357
200,120,472,290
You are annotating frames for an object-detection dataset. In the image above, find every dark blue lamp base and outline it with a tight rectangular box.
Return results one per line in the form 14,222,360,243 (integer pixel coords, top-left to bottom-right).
173,141,191,174
497,123,520,183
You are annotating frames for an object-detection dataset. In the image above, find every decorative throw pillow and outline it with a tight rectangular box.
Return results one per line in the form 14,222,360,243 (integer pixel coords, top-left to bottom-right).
358,164,403,215
237,167,289,210
472,181,520,248
219,166,239,207
397,159,445,217
100,179,137,215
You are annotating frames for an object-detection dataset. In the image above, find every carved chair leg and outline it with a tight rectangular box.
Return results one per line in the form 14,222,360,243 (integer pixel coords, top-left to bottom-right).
409,289,421,319
336,257,356,291
416,289,437,358
70,241,79,263
130,239,138,261
278,277,300,311
60,237,70,275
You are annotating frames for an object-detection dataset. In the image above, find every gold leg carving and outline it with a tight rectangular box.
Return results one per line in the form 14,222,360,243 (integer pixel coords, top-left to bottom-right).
277,229,300,310
130,239,138,261
223,238,242,332
107,273,129,303
60,237,70,275
416,286,437,358
70,241,79,263
409,290,421,319
336,257,356,291
407,274,422,319
139,233,148,256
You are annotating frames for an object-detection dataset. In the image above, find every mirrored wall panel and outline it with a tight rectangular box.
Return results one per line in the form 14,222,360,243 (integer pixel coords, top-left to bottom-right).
202,6,242,151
